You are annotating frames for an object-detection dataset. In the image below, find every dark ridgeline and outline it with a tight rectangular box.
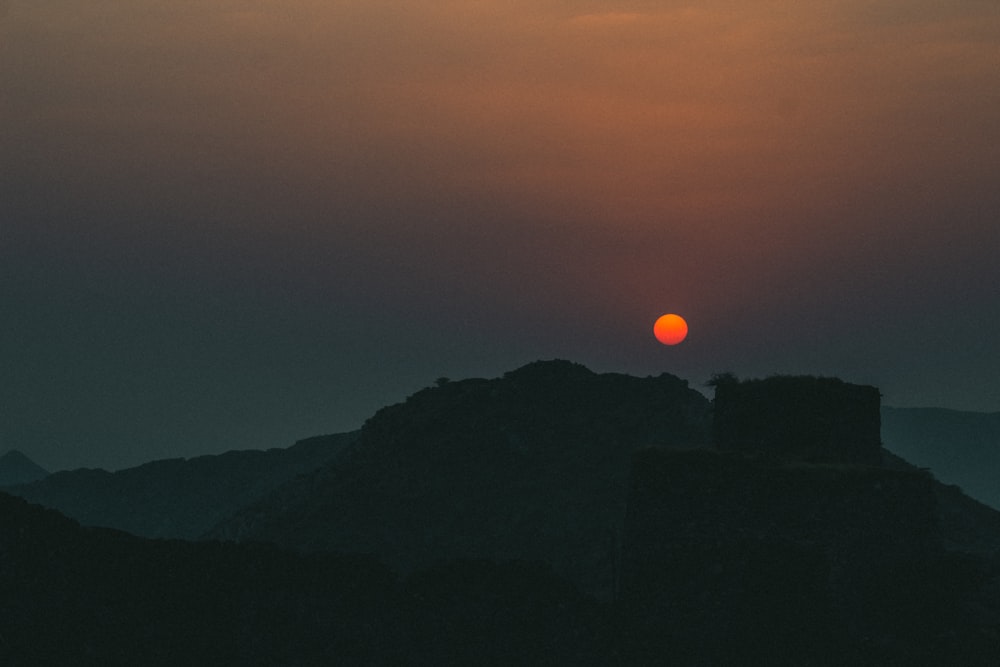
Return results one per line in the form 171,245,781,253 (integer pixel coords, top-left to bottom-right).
3,432,357,539
208,360,713,599
621,375,1000,664
0,492,605,666
712,374,882,465
882,406,1000,510
621,451,946,664
1,362,999,665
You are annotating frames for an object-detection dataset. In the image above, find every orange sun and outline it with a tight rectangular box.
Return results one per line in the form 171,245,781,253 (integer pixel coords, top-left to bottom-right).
653,313,688,345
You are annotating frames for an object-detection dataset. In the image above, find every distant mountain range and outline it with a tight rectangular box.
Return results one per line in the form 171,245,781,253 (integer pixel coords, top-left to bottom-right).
0,376,1000,546
2,433,356,539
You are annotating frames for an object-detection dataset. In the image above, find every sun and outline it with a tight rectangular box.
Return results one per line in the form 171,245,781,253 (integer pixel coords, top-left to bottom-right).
654,313,688,345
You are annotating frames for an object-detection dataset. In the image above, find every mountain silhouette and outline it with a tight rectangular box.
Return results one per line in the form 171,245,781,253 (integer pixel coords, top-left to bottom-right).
1,361,1000,664
4,432,356,539
0,449,48,486
619,453,999,664
208,359,713,597
0,491,604,665
882,406,1000,510
881,447,1000,556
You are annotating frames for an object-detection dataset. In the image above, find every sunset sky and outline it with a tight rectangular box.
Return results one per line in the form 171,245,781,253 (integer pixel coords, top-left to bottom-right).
3,1,999,470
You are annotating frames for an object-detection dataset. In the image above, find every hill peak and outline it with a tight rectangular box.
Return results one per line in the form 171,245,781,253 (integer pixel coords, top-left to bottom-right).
0,449,49,486
502,358,594,381
210,360,713,596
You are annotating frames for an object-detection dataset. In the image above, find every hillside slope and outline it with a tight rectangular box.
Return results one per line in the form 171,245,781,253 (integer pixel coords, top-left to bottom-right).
209,360,713,597
4,432,356,539
882,407,1000,510
0,449,49,486
0,492,602,666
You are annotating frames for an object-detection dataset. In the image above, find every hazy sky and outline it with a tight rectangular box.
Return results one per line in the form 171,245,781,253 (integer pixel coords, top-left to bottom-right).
3,1,999,470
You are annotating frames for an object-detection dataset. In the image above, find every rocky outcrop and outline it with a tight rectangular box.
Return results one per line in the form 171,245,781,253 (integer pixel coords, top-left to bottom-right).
618,448,1000,664
623,449,939,596
713,375,882,465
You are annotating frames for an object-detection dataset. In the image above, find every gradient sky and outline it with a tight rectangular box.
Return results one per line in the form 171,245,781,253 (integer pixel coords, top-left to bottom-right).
3,1,999,471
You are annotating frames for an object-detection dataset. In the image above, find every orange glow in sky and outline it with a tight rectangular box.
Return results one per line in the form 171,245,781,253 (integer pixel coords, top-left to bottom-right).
654,314,688,346
3,0,1000,470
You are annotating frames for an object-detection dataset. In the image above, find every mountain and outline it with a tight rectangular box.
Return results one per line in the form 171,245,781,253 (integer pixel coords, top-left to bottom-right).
208,360,713,597
3,432,356,539
0,491,604,666
3,363,1000,664
882,407,1000,510
0,449,49,486
881,448,1000,556
620,448,1000,665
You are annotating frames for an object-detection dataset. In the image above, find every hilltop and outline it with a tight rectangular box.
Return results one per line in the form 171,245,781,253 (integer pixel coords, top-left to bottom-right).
208,360,713,597
0,449,49,486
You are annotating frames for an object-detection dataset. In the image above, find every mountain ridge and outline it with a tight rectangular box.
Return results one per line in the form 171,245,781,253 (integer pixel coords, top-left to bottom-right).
208,359,714,597
2,361,1000,663
4,432,357,539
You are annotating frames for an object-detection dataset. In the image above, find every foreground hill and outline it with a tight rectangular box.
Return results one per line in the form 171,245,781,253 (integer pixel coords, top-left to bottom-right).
3,432,356,539
881,448,1000,556
0,449,49,486
209,360,713,597
882,407,1000,510
622,448,1000,665
0,492,603,666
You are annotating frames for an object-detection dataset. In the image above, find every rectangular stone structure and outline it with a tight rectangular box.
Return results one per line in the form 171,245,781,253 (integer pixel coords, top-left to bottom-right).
713,375,882,465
